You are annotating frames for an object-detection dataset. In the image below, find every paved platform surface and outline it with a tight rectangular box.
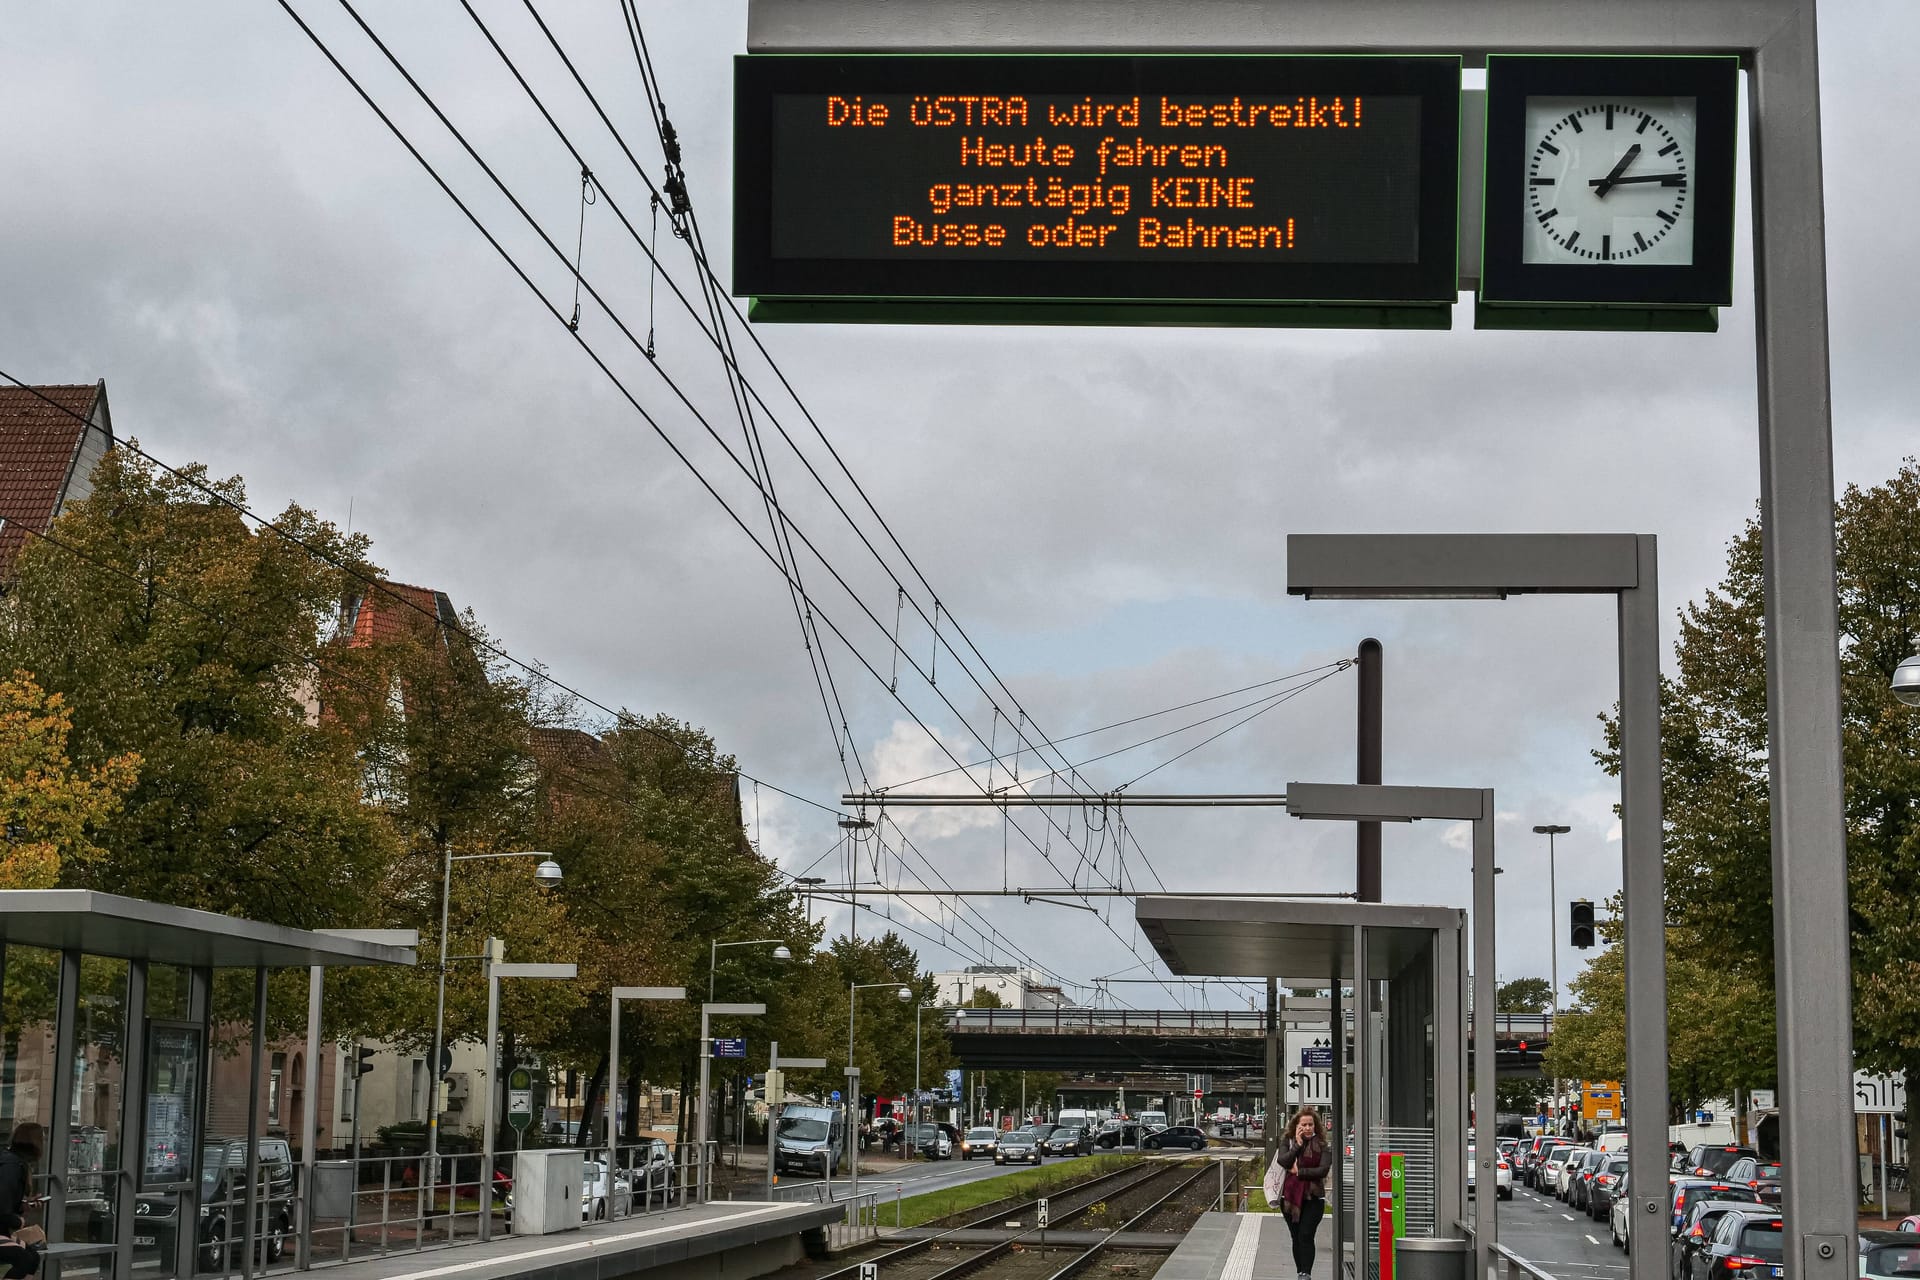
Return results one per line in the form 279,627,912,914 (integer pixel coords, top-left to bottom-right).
1157,1211,1334,1280
305,1199,844,1280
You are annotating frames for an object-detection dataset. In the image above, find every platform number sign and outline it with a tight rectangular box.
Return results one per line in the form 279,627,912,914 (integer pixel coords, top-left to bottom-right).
1037,1198,1050,1229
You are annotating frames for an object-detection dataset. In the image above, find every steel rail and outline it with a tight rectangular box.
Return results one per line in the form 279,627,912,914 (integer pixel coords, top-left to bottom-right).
1046,1160,1227,1280
811,1158,1177,1280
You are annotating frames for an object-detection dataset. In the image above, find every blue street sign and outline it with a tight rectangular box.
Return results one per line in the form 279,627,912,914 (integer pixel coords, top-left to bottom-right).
831,1090,842,1102
713,1037,747,1059
1301,1047,1333,1069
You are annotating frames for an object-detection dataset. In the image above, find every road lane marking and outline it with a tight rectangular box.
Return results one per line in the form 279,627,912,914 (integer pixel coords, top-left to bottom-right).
1563,1213,1576,1220
1587,1235,1601,1245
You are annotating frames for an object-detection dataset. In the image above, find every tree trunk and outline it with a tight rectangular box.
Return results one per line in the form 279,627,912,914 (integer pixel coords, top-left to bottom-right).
578,1057,607,1146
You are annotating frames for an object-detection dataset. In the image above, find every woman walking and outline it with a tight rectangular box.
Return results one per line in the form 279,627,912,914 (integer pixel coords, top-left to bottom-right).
1273,1107,1331,1280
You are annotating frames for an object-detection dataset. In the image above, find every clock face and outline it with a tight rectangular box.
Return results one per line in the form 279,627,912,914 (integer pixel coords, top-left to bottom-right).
1521,96,1697,267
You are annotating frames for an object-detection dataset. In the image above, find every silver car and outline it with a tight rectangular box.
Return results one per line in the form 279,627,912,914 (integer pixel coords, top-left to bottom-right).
995,1127,1044,1165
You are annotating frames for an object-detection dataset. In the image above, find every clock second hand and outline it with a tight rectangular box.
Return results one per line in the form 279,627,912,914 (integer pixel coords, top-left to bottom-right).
1590,143,1642,198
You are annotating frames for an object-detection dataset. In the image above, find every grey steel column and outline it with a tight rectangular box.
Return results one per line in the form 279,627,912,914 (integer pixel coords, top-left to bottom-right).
179,967,212,1280
607,997,621,1149
1265,978,1281,1165
1751,11,1856,1280
1331,957,1346,1278
480,960,499,1242
1353,925,1371,1280
44,948,79,1243
1357,638,1383,903
1472,799,1498,1279
1620,534,1673,1280
1433,923,1465,1235
696,1006,711,1201
299,966,323,1268
114,959,149,1280
241,969,267,1280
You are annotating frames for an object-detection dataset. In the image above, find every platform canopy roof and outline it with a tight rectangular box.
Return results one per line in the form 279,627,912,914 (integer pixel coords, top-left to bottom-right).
0,890,418,969
1136,896,1463,984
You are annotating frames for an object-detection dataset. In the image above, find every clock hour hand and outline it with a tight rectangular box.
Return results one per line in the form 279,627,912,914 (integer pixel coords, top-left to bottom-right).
1590,143,1642,198
1588,172,1687,188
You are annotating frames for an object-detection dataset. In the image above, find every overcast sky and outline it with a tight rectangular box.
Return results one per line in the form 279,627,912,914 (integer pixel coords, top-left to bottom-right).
3,3,1912,1013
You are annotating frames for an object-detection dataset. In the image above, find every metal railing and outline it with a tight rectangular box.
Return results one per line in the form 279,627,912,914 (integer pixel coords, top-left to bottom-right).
948,1009,1556,1037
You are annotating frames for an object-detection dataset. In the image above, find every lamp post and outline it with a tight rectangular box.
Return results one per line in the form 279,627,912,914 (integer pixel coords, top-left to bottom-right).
427,850,561,1225
912,1002,950,1160
606,986,685,1163
847,982,911,1193
1893,640,1920,707
1285,781,1495,1280
696,1001,766,1202
1533,823,1571,1133
698,938,788,1189
480,956,576,1239
1289,531,1672,1280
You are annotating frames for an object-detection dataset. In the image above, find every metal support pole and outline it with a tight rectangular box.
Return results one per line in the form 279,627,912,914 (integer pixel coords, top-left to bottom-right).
1353,924,1371,1279
481,954,499,1242
766,1040,778,1201
299,966,323,1268
1434,921,1466,1234
1620,535,1673,1279
1752,15,1857,1280
114,959,149,1280
44,949,78,1243
1472,802,1499,1279
1548,831,1561,1134
607,997,620,1150
179,968,212,1280
1265,978,1281,1166
913,1006,923,1161
697,1005,712,1201
1357,638,1383,903
426,844,451,1224
1331,957,1346,1276
242,968,268,1280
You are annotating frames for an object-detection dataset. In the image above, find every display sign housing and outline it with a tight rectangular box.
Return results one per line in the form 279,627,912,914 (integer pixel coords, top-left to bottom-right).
1479,55,1739,329
735,54,1462,326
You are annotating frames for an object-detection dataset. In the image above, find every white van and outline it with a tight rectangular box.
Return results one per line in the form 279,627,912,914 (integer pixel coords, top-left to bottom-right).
1596,1126,1630,1154
1057,1108,1096,1132
1139,1110,1169,1132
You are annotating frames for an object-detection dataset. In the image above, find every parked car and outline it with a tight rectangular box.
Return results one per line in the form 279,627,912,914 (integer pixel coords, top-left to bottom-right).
1540,1145,1582,1196
1672,1199,1767,1280
961,1127,999,1160
1144,1125,1208,1152
1699,1207,1783,1280
1095,1121,1144,1150
1610,1171,1634,1250
1685,1144,1758,1181
902,1123,952,1160
774,1105,845,1177
1669,1179,1760,1236
1859,1231,1920,1280
1589,1154,1631,1219
1723,1157,1783,1205
1466,1145,1513,1200
995,1128,1044,1165
133,1137,296,1269
1027,1122,1060,1146
628,1138,677,1205
581,1161,631,1221
1569,1149,1609,1209
1897,1216,1920,1233
1044,1126,1093,1157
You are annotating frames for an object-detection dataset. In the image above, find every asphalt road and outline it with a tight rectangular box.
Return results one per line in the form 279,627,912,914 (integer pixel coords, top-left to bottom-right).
1498,1179,1634,1280
745,1149,1111,1204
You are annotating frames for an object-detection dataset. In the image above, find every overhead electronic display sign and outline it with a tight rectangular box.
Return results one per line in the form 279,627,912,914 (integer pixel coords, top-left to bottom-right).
734,54,1462,325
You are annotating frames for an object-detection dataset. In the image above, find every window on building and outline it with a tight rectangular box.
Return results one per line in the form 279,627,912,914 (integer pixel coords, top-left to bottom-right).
269,1053,286,1126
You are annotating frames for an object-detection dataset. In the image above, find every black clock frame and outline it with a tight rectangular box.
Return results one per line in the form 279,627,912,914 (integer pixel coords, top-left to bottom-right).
1481,55,1739,309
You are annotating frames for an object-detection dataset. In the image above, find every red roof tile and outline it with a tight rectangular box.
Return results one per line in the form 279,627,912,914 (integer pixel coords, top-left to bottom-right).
342,580,454,647
0,383,105,578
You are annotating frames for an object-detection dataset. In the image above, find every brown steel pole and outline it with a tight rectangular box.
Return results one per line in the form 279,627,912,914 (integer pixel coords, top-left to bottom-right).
1357,638,1383,901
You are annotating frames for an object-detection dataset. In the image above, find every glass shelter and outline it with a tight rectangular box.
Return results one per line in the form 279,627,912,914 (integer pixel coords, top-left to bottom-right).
1137,896,1470,1280
0,891,415,1280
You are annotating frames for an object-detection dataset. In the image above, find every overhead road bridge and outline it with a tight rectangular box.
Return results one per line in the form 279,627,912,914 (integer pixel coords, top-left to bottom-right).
944,1007,1552,1073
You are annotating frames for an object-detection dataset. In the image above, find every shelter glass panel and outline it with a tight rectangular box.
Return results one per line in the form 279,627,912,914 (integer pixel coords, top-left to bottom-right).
0,945,59,1236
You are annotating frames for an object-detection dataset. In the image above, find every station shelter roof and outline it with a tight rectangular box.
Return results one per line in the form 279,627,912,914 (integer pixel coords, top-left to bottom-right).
0,889,418,969
1136,895,1463,984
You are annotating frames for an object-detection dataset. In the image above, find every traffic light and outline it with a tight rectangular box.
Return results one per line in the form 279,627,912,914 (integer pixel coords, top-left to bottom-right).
355,1044,377,1077
1570,899,1596,949
564,1069,578,1097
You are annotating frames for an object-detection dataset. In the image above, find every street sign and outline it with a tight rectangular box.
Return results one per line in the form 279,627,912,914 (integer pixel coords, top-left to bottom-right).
507,1066,534,1132
734,54,1462,324
1037,1198,1050,1229
1750,1090,1776,1110
1301,1046,1334,1069
713,1037,747,1059
831,1090,842,1103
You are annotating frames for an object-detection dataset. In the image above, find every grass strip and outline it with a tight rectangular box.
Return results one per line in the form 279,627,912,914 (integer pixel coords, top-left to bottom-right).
889,1155,1144,1228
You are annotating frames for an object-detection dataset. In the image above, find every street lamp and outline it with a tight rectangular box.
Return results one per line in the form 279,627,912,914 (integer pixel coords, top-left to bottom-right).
1289,531,1673,1277
708,937,792,1002
606,986,685,1149
847,982,911,1192
911,1002,952,1160
1893,642,1920,707
697,938,789,1195
1532,824,1571,1134
427,850,560,1222
696,1000,765,1202
1286,781,1494,1279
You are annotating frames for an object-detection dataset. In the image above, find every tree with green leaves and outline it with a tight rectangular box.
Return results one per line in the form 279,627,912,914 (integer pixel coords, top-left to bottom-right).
1496,977,1554,1014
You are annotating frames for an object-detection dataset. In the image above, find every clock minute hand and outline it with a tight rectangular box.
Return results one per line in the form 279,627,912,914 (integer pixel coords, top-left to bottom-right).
1588,172,1687,187
1590,143,1642,198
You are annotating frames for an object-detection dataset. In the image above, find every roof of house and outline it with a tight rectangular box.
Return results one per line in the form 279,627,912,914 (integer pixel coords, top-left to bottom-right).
0,382,107,577
342,580,456,648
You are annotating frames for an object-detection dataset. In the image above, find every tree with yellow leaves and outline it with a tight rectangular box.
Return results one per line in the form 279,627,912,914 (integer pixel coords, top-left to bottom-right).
0,669,136,888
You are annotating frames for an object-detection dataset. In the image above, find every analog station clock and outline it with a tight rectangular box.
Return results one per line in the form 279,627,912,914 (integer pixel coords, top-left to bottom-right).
1481,57,1738,324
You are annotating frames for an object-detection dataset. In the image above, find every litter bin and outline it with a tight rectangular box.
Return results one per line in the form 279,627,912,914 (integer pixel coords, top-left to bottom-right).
1395,1236,1472,1280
